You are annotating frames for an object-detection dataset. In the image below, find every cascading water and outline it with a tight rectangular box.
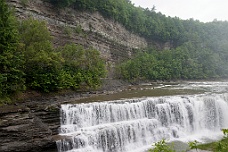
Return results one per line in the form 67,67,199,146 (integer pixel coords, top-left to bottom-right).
56,92,228,152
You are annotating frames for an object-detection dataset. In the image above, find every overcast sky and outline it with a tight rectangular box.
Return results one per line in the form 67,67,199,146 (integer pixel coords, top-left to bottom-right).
131,0,228,22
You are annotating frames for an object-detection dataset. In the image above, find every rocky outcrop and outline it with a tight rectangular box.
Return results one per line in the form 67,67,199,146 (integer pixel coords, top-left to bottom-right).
8,0,147,65
0,102,59,152
0,93,89,152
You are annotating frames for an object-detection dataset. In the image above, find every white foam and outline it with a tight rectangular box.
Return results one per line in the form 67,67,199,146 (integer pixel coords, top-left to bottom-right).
57,82,228,152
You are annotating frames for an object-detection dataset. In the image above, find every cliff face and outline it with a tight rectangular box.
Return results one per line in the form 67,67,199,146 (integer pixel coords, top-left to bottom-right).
8,0,147,66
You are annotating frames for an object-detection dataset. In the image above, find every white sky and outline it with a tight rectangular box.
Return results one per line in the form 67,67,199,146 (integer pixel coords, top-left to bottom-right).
131,0,228,22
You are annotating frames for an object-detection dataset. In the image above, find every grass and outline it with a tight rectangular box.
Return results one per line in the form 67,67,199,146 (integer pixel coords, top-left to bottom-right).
197,136,228,152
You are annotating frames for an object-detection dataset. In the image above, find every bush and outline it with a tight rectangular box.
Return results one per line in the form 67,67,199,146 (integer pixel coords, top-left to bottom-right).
148,139,175,152
58,44,106,90
19,18,63,92
0,0,25,98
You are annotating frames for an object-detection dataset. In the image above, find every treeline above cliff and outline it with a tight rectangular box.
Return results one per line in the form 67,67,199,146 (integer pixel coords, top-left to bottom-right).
47,0,183,42
46,0,228,81
46,0,228,45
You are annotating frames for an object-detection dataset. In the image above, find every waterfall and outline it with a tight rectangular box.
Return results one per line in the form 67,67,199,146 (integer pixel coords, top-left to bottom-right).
56,93,228,152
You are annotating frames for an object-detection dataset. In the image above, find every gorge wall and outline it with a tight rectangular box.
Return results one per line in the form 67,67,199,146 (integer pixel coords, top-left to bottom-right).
8,0,148,75
8,0,171,73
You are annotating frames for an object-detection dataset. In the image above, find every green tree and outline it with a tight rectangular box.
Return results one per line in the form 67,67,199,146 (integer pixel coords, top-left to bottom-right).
19,18,63,92
0,0,25,98
58,44,106,90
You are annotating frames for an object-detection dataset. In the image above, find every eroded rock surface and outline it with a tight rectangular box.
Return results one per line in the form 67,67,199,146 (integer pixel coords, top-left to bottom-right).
0,102,59,152
7,0,148,77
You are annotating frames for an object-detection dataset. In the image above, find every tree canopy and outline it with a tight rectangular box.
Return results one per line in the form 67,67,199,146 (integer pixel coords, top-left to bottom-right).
18,18,106,93
0,0,24,98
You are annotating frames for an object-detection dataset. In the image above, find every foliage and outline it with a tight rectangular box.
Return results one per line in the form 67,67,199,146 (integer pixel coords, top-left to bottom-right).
0,0,106,97
192,129,228,152
17,18,106,93
19,18,52,50
188,140,199,151
58,44,106,90
74,25,83,34
63,25,73,37
25,50,63,92
215,129,228,152
18,18,62,92
117,41,227,81
0,0,25,99
148,139,175,152
149,129,228,152
44,0,226,44
44,0,228,80
222,129,228,137
1,0,228,99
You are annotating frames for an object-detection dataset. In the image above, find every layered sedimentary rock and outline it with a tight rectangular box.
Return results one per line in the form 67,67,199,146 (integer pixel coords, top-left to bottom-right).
8,0,147,64
0,101,59,152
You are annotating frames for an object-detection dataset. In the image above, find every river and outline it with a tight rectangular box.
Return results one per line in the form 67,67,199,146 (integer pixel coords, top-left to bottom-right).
56,81,228,152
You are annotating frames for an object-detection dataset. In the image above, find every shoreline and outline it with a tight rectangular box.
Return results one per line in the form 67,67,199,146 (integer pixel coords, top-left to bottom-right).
2,78,228,107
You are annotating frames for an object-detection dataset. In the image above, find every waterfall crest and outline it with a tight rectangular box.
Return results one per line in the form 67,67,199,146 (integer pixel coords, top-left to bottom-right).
57,93,228,152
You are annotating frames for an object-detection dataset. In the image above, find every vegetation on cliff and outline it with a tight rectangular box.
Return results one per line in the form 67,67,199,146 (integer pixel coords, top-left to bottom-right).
117,43,227,81
46,0,228,45
46,0,228,81
0,0,106,103
0,0,25,98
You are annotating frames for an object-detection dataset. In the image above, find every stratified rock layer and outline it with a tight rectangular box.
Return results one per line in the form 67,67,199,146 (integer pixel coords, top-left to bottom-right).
7,0,148,77
0,102,59,152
